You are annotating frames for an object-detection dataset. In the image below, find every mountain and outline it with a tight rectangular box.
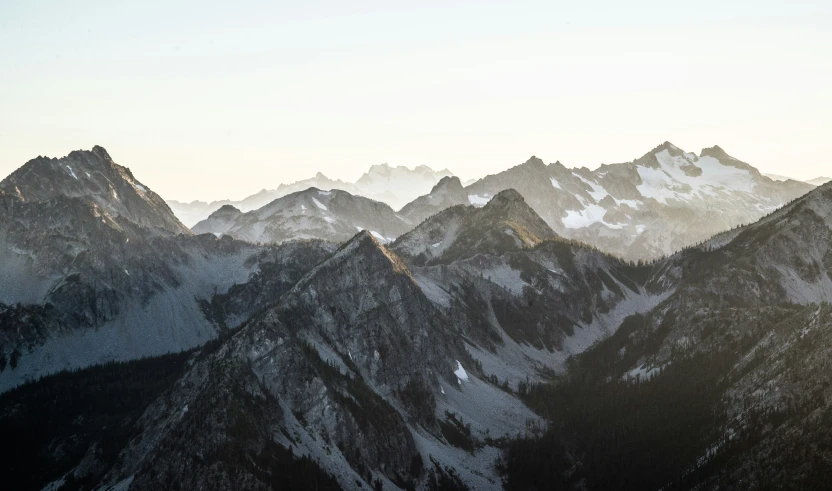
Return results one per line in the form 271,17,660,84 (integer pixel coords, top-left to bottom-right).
501,181,832,489
193,188,413,245
398,175,468,225
3,145,831,490
168,165,453,227
0,148,331,392
763,172,796,181
393,188,557,265
354,163,454,209
0,146,188,234
806,176,832,186
84,231,539,490
398,143,814,261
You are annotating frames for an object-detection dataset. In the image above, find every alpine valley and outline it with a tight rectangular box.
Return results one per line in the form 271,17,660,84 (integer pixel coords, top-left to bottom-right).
1,145,831,491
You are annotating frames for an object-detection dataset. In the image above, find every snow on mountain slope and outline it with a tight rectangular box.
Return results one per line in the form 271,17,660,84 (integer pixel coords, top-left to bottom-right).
193,187,413,245
393,189,557,265
0,148,332,392
400,143,813,261
168,165,453,226
97,231,540,490
1,146,189,235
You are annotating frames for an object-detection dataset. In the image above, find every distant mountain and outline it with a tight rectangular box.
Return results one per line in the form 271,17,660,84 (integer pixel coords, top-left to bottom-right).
393,188,557,265
168,164,453,227
193,188,413,244
398,143,814,261
763,172,795,181
806,176,832,186
92,231,539,490
0,147,331,391
4,144,831,490
398,175,468,225
501,181,832,489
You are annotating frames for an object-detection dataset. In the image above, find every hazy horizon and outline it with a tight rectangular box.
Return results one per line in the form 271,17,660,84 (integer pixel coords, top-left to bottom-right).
2,1,830,202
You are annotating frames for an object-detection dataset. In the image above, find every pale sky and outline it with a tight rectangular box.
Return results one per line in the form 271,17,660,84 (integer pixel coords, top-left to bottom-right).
1,0,830,202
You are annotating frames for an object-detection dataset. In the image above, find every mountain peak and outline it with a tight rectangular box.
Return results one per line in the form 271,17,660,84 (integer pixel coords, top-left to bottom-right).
485,188,526,207
700,144,731,160
430,175,463,194
91,145,113,163
214,204,241,215
523,155,546,168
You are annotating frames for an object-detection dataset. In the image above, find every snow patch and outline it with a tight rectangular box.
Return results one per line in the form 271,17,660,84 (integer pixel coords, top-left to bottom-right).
468,194,491,207
311,197,327,210
454,361,469,383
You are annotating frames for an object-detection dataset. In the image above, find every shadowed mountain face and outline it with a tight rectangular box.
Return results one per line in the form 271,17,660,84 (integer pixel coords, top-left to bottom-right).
0,148,334,392
193,188,413,244
168,164,454,227
401,143,813,261
95,232,531,490
187,143,812,261
1,146,189,235
2,146,832,490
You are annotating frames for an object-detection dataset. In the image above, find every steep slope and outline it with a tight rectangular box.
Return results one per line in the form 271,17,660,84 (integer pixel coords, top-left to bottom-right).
95,231,538,490
354,163,454,210
193,188,413,245
394,191,660,384
188,204,241,236
399,175,468,225
0,149,330,392
0,146,188,234
168,165,453,227
393,189,557,265
398,144,812,261
502,182,832,489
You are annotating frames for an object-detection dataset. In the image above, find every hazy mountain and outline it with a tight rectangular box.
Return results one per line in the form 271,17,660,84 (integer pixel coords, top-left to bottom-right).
398,175,468,225
3,146,831,490
393,188,557,265
763,172,795,181
399,142,814,261
193,188,414,245
502,181,832,489
806,176,832,186
168,164,453,227
88,231,539,490
0,148,331,392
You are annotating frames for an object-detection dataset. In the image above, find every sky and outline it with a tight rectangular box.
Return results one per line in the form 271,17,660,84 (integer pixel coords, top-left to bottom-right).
1,1,830,202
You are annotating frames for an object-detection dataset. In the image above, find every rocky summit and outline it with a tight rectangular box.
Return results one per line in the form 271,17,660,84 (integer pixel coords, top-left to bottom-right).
1,148,831,491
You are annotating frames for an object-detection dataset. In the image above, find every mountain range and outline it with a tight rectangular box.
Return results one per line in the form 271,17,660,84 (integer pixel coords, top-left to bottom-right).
191,142,813,262
168,164,454,227
0,145,830,490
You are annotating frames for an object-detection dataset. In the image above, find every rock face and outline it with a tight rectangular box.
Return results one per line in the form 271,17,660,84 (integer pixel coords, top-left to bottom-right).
98,231,540,490
0,146,189,234
400,144,813,261
393,188,557,265
399,175,468,225
193,188,413,245
0,148,330,392
3,146,832,490
498,181,832,489
168,165,454,227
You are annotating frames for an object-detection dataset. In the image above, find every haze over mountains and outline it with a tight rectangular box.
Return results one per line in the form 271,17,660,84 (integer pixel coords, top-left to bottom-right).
190,142,813,261
1,145,831,490
168,164,454,227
